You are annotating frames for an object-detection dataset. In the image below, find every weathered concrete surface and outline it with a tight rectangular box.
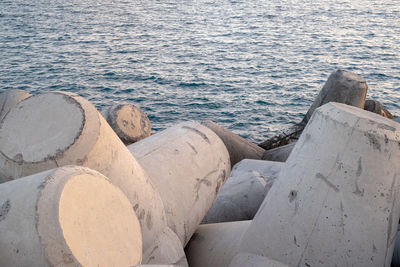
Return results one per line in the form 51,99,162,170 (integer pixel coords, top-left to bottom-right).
0,89,31,122
301,69,368,124
144,227,188,267
261,142,296,162
105,103,151,145
0,92,177,264
364,99,393,119
229,253,289,267
0,166,142,267
393,117,400,123
239,103,400,267
202,121,265,167
203,159,283,223
185,220,251,267
259,69,368,150
129,121,230,246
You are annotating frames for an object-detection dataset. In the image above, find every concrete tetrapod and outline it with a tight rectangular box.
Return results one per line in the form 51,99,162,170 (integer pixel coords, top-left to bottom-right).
0,89,32,122
238,103,400,267
185,220,251,267
105,103,152,145
0,92,182,264
0,166,142,267
128,121,231,246
203,159,283,223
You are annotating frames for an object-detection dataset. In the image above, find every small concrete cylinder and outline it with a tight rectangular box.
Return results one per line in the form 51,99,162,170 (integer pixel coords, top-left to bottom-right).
128,121,231,245
0,166,142,267
0,89,32,122
203,159,283,223
185,220,251,267
0,92,169,259
239,103,400,267
105,103,152,145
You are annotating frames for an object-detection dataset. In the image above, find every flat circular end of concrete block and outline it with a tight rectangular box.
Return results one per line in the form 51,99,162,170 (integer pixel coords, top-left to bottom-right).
0,93,87,163
37,167,142,266
106,104,151,144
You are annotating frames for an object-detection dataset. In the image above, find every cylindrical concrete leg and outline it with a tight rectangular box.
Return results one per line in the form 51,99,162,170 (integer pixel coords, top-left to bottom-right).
301,69,368,124
0,89,32,122
128,121,231,246
105,103,152,145
261,142,296,162
185,220,251,267
0,166,142,267
202,121,265,167
238,103,400,267
364,99,393,119
0,92,174,262
203,159,283,223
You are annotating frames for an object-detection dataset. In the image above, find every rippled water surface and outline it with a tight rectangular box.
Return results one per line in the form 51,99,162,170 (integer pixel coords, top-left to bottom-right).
1,0,399,141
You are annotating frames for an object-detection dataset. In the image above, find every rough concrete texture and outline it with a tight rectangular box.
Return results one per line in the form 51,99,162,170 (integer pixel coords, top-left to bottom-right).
392,225,400,267
202,121,265,167
0,166,142,267
0,92,177,264
0,89,31,122
128,121,231,246
301,69,367,124
144,226,188,266
229,253,289,267
105,103,151,145
239,103,400,267
202,159,283,223
185,220,251,267
261,142,296,162
364,99,394,119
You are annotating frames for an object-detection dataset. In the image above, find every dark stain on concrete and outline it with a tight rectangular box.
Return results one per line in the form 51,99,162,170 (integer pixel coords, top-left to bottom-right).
133,203,139,211
138,209,145,221
365,132,381,151
294,235,300,247
186,142,198,154
356,157,362,177
353,157,365,196
0,199,10,222
194,177,212,201
182,126,211,144
378,123,396,132
288,190,297,203
146,213,153,230
316,173,339,192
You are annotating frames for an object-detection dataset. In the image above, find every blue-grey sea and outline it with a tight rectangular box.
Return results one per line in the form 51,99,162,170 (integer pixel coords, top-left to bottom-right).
1,0,399,142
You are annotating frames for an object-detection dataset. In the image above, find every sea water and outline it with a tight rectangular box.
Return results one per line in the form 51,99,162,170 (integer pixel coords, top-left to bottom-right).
1,0,399,142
